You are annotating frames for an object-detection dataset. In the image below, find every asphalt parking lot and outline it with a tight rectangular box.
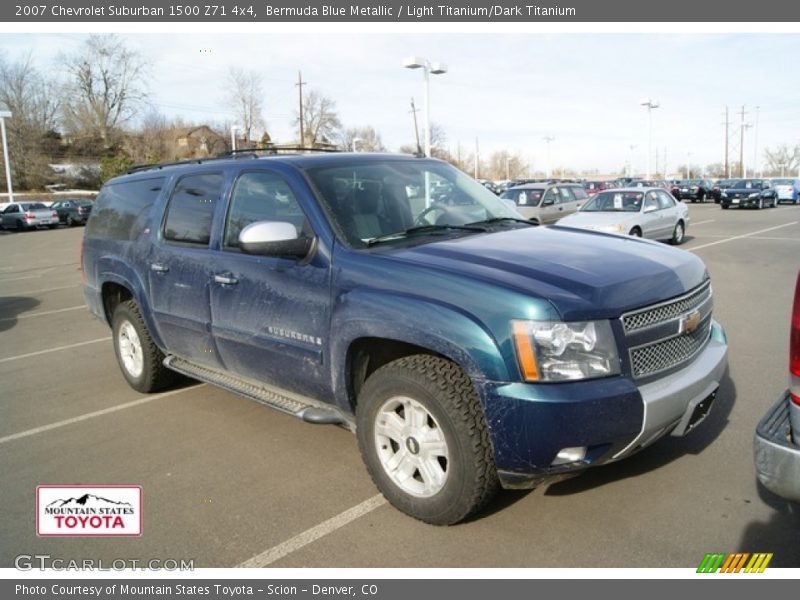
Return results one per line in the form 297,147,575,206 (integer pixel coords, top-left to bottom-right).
1,202,799,569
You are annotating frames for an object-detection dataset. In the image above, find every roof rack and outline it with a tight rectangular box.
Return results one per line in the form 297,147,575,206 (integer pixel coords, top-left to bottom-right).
124,144,342,175
223,144,341,156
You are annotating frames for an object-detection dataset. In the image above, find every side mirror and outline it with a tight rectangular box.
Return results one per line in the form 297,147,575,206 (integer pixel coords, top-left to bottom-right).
542,198,555,206
643,205,658,213
239,221,314,259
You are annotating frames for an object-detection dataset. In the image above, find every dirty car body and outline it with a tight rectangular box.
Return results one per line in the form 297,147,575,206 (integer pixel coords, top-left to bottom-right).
82,153,728,524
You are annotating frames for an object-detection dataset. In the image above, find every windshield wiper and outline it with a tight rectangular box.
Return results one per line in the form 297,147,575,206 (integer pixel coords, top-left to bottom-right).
466,217,537,227
366,224,488,247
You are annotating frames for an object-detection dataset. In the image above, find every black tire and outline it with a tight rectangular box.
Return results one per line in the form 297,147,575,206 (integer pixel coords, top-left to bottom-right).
66,216,75,227
698,191,706,203
629,227,642,237
356,355,498,525
112,299,176,393
16,220,25,232
670,221,685,245
721,204,729,210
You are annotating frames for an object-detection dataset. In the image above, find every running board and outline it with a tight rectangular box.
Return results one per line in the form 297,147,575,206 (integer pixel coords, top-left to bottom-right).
164,356,353,430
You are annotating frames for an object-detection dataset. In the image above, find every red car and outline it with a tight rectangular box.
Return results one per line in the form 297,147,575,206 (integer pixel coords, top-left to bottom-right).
583,181,614,197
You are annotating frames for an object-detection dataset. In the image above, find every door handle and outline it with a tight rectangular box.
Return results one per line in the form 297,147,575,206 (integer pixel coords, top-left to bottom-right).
150,263,169,273
213,273,239,286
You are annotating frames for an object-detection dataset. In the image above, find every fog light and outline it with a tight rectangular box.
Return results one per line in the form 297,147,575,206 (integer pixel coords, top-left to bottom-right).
551,446,587,466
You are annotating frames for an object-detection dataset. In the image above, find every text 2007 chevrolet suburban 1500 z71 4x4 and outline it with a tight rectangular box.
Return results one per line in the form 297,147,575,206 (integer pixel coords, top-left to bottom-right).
82,153,728,525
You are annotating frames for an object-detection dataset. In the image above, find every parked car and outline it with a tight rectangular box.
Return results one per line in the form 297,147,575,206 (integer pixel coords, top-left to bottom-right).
51,199,93,226
556,187,690,245
772,178,800,205
583,181,614,196
499,182,588,224
82,152,727,525
753,271,800,502
0,202,59,230
710,179,737,203
672,179,715,203
630,180,669,190
720,179,778,209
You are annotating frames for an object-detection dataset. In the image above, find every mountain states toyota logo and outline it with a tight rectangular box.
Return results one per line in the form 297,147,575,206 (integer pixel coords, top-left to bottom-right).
36,486,142,536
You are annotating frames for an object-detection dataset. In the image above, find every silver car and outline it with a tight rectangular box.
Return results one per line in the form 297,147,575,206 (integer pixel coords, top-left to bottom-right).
500,183,587,224
556,187,690,245
0,202,59,231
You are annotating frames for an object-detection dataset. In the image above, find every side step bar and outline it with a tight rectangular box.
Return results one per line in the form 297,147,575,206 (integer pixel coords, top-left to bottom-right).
164,356,354,431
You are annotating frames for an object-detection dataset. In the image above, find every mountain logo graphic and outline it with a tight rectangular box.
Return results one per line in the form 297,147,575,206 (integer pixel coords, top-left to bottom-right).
46,494,133,509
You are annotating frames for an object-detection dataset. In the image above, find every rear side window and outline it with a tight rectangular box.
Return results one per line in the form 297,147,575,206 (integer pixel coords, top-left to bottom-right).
163,173,223,245
86,177,165,241
572,187,588,200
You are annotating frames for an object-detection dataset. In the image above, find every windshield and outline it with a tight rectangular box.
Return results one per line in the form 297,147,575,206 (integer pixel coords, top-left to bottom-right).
580,191,643,212
305,159,521,247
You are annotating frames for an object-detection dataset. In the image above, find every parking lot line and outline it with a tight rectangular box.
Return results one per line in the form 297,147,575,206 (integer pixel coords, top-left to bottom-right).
0,384,204,445
0,274,42,283
0,305,85,322
691,219,715,226
237,494,387,568
688,222,798,251
0,337,111,364
0,283,79,297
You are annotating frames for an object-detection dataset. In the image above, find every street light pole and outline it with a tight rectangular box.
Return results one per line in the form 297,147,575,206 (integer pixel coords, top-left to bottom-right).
230,125,241,152
403,56,448,159
641,99,660,179
0,111,13,204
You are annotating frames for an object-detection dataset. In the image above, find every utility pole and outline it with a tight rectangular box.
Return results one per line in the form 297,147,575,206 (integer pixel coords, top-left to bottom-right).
663,147,668,180
296,71,306,147
474,137,479,179
723,106,730,178
752,105,760,177
409,97,421,154
739,105,748,178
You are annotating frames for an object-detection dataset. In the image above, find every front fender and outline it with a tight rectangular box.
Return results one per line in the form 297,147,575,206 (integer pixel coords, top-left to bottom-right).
329,289,512,411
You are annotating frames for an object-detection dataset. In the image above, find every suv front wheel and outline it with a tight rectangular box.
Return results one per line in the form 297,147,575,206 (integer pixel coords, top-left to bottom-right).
112,300,176,393
356,355,498,525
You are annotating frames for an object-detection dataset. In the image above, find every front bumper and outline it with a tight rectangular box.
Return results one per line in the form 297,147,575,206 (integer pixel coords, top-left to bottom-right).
483,320,728,489
753,392,800,502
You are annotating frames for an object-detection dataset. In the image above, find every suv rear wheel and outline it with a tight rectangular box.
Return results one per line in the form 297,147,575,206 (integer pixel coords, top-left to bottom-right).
112,300,176,393
356,355,498,525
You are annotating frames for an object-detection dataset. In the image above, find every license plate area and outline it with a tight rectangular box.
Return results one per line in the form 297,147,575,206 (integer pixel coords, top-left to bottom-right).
672,387,717,437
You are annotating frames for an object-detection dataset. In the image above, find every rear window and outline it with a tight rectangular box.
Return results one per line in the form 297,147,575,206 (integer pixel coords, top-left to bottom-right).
773,179,792,185
86,177,165,241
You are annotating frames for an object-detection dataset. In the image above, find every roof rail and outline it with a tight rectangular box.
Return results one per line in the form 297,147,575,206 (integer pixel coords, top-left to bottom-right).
223,144,342,156
123,144,343,175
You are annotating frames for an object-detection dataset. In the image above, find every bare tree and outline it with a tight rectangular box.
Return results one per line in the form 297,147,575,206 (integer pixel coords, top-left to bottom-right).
763,144,800,177
295,89,341,146
339,125,386,152
60,34,148,149
224,68,265,144
487,150,527,180
0,52,60,190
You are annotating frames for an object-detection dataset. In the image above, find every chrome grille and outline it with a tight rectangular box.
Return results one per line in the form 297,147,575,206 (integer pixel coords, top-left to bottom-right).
622,281,711,332
630,318,712,378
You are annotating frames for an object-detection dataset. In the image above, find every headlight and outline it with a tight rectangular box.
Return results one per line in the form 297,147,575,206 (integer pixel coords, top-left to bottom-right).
748,192,759,199
511,320,621,382
721,192,728,198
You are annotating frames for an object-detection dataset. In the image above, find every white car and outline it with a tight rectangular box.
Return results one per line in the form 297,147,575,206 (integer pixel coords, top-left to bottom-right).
556,187,690,245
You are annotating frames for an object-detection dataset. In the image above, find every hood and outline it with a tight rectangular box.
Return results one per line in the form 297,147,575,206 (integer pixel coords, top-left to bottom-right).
387,226,707,321
556,212,640,230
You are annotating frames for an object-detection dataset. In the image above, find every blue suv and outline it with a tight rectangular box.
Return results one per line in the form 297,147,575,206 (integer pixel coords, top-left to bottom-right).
82,152,728,524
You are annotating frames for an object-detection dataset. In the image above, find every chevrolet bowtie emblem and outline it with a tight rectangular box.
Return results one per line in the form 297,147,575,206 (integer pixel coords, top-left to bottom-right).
680,310,702,334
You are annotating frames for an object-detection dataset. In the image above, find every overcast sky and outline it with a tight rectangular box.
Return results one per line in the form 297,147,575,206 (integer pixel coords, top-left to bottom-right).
2,31,799,176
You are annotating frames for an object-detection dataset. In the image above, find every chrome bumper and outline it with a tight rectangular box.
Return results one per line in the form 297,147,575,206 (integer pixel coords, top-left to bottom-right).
754,392,800,502
613,319,728,460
